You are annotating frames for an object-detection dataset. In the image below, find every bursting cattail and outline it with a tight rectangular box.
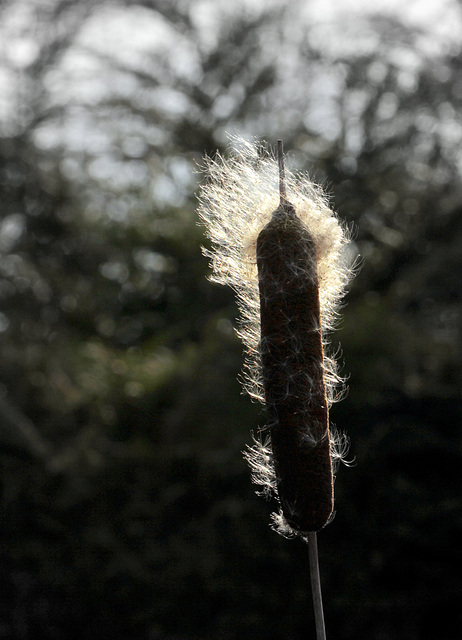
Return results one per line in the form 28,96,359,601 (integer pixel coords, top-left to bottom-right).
257,140,333,532
198,136,353,538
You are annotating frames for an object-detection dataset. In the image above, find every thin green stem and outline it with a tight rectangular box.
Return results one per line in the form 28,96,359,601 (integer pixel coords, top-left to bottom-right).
308,532,327,640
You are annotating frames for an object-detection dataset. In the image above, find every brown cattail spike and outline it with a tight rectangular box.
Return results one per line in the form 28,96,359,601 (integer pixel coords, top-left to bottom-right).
198,135,353,534
257,148,334,533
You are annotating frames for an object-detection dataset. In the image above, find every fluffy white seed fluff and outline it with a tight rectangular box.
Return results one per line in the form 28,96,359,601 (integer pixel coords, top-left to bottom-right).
197,136,353,535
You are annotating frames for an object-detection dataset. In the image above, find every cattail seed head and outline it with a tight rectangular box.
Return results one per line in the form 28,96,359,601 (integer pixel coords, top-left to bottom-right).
197,135,354,538
257,199,333,532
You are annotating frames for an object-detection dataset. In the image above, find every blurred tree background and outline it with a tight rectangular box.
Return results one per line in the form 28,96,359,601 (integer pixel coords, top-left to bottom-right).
0,0,461,638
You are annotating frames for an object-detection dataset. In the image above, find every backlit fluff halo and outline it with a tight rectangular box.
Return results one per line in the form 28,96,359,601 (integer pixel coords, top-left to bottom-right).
197,135,353,536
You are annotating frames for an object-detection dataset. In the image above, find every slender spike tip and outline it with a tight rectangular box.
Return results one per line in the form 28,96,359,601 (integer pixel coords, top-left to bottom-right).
277,139,286,204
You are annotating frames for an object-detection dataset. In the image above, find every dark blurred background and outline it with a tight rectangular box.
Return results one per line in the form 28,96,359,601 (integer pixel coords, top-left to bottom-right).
0,0,461,638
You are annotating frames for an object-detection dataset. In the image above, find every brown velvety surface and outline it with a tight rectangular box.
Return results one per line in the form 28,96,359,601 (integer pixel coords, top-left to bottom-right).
257,202,333,532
